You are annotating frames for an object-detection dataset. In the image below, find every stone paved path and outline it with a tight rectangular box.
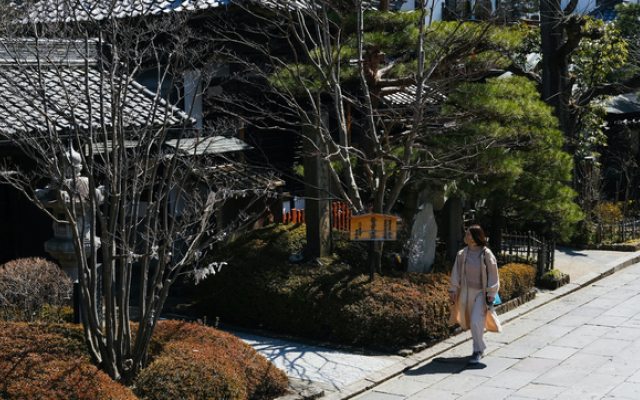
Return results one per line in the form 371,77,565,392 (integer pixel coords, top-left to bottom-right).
231,331,402,390
351,261,640,400
553,246,626,282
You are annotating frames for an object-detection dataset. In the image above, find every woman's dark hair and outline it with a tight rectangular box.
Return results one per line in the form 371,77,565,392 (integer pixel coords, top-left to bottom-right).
468,224,487,247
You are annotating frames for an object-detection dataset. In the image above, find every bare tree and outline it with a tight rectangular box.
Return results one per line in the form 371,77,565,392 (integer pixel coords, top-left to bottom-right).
0,257,72,322
0,1,280,382
204,0,542,265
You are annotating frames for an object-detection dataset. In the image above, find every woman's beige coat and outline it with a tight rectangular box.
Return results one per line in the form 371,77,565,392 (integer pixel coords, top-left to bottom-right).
449,247,502,333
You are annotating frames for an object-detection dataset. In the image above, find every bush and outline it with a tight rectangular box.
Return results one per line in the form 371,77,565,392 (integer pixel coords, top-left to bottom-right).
190,224,456,348
0,257,73,323
537,269,570,290
0,322,137,400
325,272,453,346
498,263,537,302
594,202,623,225
135,320,288,400
191,225,539,349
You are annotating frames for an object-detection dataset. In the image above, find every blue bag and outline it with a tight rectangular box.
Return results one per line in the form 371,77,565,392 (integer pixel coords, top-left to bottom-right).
487,293,502,306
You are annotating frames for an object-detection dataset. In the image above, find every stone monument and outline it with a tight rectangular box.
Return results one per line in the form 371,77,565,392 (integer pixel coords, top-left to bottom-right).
407,202,438,273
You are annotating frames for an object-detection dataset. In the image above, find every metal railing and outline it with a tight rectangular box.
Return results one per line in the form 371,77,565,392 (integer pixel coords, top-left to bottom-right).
595,217,640,244
495,230,555,279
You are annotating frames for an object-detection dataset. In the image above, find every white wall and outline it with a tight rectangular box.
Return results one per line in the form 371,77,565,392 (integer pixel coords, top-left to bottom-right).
401,0,444,20
400,0,624,21
567,0,598,14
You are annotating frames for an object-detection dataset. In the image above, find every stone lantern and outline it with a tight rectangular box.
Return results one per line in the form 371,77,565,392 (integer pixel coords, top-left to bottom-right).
37,145,104,281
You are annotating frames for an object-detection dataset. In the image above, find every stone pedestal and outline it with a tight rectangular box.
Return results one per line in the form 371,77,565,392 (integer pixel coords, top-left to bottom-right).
43,199,102,324
45,237,83,281
43,196,100,281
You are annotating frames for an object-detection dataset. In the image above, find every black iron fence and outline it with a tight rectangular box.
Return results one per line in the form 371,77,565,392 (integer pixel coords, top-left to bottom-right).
494,230,555,279
595,217,640,244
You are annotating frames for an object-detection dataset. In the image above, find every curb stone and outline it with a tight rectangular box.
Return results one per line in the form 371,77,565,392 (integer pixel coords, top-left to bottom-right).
303,249,640,400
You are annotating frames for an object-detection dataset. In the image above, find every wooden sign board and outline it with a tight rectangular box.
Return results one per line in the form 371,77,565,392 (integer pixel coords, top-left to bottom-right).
350,213,401,241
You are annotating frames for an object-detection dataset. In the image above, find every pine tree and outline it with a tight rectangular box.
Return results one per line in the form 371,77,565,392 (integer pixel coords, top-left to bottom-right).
439,76,582,239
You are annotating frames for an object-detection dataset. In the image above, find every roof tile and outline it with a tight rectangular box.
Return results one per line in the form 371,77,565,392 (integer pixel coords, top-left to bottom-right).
0,66,192,135
23,0,226,23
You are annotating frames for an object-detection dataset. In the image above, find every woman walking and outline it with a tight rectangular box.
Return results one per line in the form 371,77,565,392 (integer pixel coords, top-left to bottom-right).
449,224,502,364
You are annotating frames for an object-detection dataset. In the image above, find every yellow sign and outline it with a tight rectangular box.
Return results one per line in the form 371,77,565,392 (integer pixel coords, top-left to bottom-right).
350,213,400,241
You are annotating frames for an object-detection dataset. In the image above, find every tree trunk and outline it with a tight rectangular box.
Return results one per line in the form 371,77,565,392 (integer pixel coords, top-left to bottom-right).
540,0,572,139
303,113,333,258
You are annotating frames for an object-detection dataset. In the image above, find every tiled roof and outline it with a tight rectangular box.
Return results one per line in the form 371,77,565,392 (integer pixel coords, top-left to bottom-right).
23,0,227,23
0,39,99,66
0,66,191,135
165,136,253,155
604,92,640,115
91,136,252,155
382,84,445,107
19,0,330,23
200,163,285,190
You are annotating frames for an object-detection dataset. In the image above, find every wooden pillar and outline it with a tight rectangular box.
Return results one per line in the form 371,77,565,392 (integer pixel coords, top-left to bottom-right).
269,188,284,224
442,197,463,263
303,112,332,257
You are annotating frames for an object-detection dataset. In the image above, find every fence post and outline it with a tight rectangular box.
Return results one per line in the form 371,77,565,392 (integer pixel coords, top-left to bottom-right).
537,240,547,280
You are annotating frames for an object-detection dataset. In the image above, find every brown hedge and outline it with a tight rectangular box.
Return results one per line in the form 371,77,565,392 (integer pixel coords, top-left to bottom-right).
0,322,137,400
135,320,288,400
192,263,457,348
190,225,456,348
191,225,539,349
498,263,537,301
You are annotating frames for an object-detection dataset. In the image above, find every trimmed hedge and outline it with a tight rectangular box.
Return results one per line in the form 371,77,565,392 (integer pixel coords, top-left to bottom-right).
191,224,450,348
135,320,289,400
0,320,288,400
190,224,539,349
0,322,137,400
498,263,537,301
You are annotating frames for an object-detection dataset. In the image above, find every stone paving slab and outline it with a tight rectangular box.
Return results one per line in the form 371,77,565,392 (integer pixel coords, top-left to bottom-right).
230,331,402,390
349,260,640,400
257,248,640,400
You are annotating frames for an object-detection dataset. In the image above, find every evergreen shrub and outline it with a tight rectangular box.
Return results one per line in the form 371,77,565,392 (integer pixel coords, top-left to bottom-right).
0,322,137,400
135,320,288,400
191,225,539,348
537,269,570,290
190,224,455,348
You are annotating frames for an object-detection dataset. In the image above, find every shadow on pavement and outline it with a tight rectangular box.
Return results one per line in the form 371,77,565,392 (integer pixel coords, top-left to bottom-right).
555,246,589,257
404,356,487,377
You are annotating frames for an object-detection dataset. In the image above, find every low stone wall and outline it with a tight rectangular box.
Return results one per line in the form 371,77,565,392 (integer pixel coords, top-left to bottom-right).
570,243,640,252
495,288,537,316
